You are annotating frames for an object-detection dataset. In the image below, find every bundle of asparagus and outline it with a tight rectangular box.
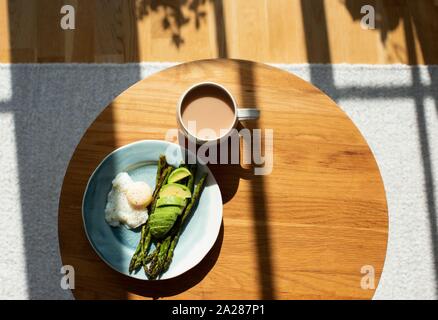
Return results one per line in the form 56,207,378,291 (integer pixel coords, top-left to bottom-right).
129,155,207,279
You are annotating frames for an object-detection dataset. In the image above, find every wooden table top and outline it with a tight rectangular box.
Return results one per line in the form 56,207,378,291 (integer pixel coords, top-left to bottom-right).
58,59,388,300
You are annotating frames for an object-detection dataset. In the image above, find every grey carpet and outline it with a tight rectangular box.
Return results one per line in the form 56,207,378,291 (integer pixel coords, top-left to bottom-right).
0,63,437,300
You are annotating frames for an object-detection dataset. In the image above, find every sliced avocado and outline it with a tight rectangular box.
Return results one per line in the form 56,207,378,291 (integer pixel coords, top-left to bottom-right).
149,208,179,239
159,183,192,199
156,195,186,208
153,205,182,217
167,167,192,184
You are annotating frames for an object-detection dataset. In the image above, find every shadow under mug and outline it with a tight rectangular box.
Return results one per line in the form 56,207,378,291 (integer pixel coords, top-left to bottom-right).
177,82,260,145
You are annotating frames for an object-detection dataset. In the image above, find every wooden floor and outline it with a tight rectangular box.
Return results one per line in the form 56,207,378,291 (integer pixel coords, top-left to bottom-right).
0,0,437,64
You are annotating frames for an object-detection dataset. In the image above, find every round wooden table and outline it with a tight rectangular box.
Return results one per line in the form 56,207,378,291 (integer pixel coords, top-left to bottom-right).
59,59,388,299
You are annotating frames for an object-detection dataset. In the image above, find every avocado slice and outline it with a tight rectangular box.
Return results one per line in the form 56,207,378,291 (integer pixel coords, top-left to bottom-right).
167,167,192,184
149,206,182,239
153,205,182,217
156,195,186,208
148,207,180,239
159,183,192,199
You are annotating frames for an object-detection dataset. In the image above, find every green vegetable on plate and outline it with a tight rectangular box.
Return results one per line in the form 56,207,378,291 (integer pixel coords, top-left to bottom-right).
149,206,182,239
156,195,186,208
128,156,207,279
159,183,192,199
167,167,192,184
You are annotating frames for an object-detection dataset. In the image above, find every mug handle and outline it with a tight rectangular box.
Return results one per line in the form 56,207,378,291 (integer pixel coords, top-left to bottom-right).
237,108,260,121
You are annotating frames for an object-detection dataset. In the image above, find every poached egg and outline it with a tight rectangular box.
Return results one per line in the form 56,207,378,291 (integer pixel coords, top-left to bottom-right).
104,172,152,229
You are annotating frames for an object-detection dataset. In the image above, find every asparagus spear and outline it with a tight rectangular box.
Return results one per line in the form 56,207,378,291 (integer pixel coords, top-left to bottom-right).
147,199,190,278
143,248,157,265
130,158,207,279
181,174,207,227
137,167,173,274
129,166,173,273
162,173,208,273
145,171,207,279
186,164,197,193
156,155,167,185
147,243,161,276
149,236,172,280
138,226,152,265
148,166,173,218
152,167,173,199
129,224,146,273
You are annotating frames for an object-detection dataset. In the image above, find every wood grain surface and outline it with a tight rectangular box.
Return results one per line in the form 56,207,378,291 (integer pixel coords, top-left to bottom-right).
1,0,437,64
58,59,388,300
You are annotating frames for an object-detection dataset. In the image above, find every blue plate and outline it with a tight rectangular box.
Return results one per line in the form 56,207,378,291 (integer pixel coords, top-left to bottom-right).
82,140,223,280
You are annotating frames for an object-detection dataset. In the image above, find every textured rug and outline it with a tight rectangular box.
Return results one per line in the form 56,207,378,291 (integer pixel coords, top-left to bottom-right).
0,63,437,300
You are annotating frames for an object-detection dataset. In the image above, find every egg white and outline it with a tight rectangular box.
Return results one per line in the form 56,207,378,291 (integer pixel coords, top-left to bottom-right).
104,172,149,229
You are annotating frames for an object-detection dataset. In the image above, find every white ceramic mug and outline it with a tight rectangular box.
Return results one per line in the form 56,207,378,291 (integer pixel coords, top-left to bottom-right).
177,82,260,144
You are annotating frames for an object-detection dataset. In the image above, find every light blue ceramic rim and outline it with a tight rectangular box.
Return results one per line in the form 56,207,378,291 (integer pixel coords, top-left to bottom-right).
81,140,223,280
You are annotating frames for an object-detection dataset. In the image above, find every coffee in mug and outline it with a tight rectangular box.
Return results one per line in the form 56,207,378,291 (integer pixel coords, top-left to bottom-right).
177,82,260,144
